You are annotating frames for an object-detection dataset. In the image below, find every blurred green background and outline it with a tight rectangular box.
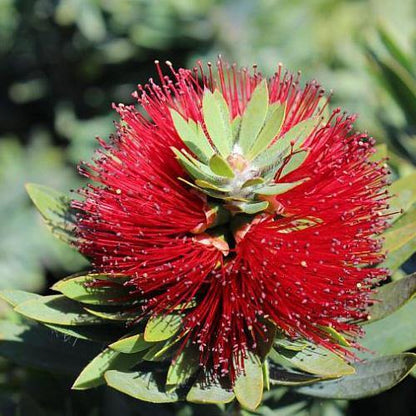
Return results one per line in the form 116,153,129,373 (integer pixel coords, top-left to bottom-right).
1,0,416,414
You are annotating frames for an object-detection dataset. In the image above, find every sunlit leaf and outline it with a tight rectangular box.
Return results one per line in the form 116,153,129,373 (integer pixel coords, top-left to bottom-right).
234,352,264,410
72,348,142,390
105,370,180,403
202,89,232,157
238,80,269,154
14,295,103,326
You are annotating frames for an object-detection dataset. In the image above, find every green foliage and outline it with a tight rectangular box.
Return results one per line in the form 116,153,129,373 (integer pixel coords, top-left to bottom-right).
2,0,416,414
297,354,416,399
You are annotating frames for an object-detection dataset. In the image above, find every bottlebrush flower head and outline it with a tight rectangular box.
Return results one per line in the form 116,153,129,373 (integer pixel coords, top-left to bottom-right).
72,59,390,382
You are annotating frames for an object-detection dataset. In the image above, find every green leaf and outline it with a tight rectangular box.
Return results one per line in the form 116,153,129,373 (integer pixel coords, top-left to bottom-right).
381,220,416,272
317,326,350,347
142,337,179,362
366,273,416,323
238,80,269,154
209,154,234,178
368,52,416,125
273,345,355,377
14,295,103,326
231,115,242,143
389,172,416,220
239,201,269,214
279,151,309,179
45,323,122,343
247,103,286,159
256,179,307,196
105,370,179,403
297,354,416,399
170,109,214,163
242,177,265,188
202,89,232,157
72,348,142,390
0,320,100,374
234,352,264,411
84,309,137,322
52,274,130,305
166,347,200,388
263,117,318,160
194,179,229,192
360,298,416,356
144,314,183,342
171,148,211,181
377,24,414,75
268,363,323,386
25,183,77,245
109,333,153,354
0,289,41,307
187,377,234,404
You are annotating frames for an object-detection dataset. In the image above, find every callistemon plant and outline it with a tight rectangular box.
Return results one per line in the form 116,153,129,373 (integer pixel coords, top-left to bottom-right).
3,59,416,412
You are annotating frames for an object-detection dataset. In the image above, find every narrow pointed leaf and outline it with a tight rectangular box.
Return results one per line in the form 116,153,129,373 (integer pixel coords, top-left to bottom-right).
170,110,214,163
72,348,142,390
142,337,179,362
234,352,264,411
366,274,416,323
52,274,130,305
238,80,269,154
268,364,323,386
279,151,309,179
109,333,153,354
261,117,318,162
202,89,232,157
256,179,307,196
14,295,103,326
297,354,416,399
84,307,138,321
171,148,210,181
377,24,414,75
0,289,41,307
105,370,179,403
144,314,182,342
209,154,234,178
194,179,229,192
247,103,286,159
231,115,242,143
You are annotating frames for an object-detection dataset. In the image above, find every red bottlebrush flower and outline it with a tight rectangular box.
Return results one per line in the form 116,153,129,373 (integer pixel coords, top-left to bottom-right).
73,60,390,381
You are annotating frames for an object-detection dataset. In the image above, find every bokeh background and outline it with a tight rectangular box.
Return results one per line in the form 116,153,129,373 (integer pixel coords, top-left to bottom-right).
1,0,416,414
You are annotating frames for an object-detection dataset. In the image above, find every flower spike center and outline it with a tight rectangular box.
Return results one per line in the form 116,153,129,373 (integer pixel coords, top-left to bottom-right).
171,81,317,215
